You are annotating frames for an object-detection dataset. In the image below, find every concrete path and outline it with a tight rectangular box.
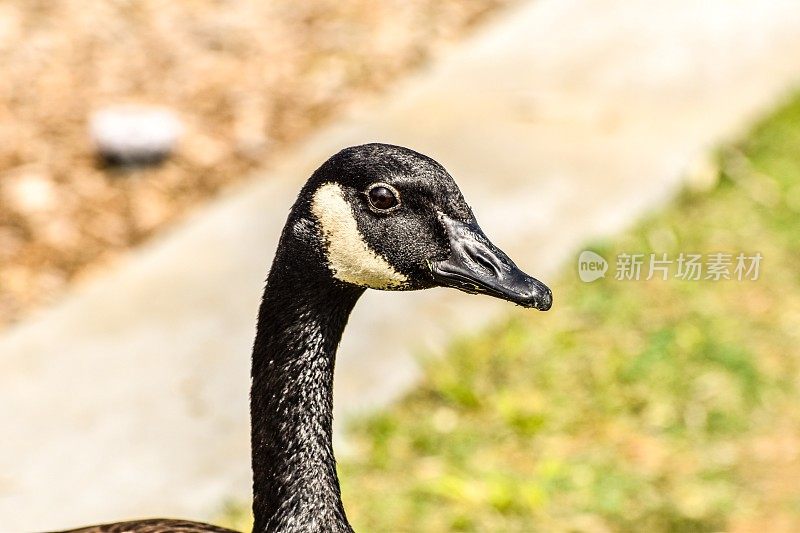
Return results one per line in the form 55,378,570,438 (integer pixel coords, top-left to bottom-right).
4,0,800,530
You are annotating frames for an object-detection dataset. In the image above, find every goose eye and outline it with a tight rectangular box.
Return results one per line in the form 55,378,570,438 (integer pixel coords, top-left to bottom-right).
367,185,399,211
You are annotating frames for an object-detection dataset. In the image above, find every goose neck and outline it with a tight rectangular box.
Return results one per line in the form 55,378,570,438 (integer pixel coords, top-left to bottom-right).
250,250,362,532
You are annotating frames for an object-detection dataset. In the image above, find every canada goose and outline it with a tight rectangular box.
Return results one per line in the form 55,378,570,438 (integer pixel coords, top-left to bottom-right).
57,144,552,533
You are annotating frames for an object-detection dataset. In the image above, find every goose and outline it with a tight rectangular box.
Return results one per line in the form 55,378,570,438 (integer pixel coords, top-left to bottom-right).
58,143,552,533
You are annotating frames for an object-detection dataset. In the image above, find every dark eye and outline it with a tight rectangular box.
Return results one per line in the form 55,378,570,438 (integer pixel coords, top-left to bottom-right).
367,184,399,211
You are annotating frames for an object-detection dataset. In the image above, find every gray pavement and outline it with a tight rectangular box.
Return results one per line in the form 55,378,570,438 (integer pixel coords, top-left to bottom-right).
4,0,800,530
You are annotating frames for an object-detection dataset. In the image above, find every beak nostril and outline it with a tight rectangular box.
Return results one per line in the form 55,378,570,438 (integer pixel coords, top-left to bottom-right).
473,251,502,278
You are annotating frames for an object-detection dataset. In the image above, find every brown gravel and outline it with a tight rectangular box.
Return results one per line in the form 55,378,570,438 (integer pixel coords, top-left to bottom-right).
0,0,512,330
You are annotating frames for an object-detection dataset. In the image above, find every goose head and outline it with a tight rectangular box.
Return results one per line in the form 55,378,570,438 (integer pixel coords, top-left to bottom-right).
294,143,552,311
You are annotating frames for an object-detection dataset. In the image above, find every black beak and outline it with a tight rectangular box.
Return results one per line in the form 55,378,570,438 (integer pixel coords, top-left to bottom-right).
429,214,552,311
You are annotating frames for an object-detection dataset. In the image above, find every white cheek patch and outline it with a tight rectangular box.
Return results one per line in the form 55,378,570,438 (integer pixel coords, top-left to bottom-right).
311,183,408,289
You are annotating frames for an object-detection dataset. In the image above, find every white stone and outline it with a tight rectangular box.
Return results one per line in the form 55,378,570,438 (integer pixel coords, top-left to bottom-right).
90,105,183,165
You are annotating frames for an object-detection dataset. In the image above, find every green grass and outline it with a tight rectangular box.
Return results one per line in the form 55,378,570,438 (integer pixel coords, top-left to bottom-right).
221,92,800,532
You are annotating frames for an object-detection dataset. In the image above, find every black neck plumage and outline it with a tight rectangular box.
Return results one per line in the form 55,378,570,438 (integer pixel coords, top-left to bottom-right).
250,229,364,533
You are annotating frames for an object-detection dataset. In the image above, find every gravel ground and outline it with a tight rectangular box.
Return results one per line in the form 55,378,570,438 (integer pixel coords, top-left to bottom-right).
0,0,510,330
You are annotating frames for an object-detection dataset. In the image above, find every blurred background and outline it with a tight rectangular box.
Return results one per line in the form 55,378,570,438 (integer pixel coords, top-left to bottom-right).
2,0,800,532
0,0,509,330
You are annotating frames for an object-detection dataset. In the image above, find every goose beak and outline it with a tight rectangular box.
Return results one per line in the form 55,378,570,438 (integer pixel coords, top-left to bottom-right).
429,214,552,311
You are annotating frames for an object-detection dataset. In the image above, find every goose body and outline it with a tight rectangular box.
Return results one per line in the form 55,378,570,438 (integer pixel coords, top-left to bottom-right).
53,144,551,533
